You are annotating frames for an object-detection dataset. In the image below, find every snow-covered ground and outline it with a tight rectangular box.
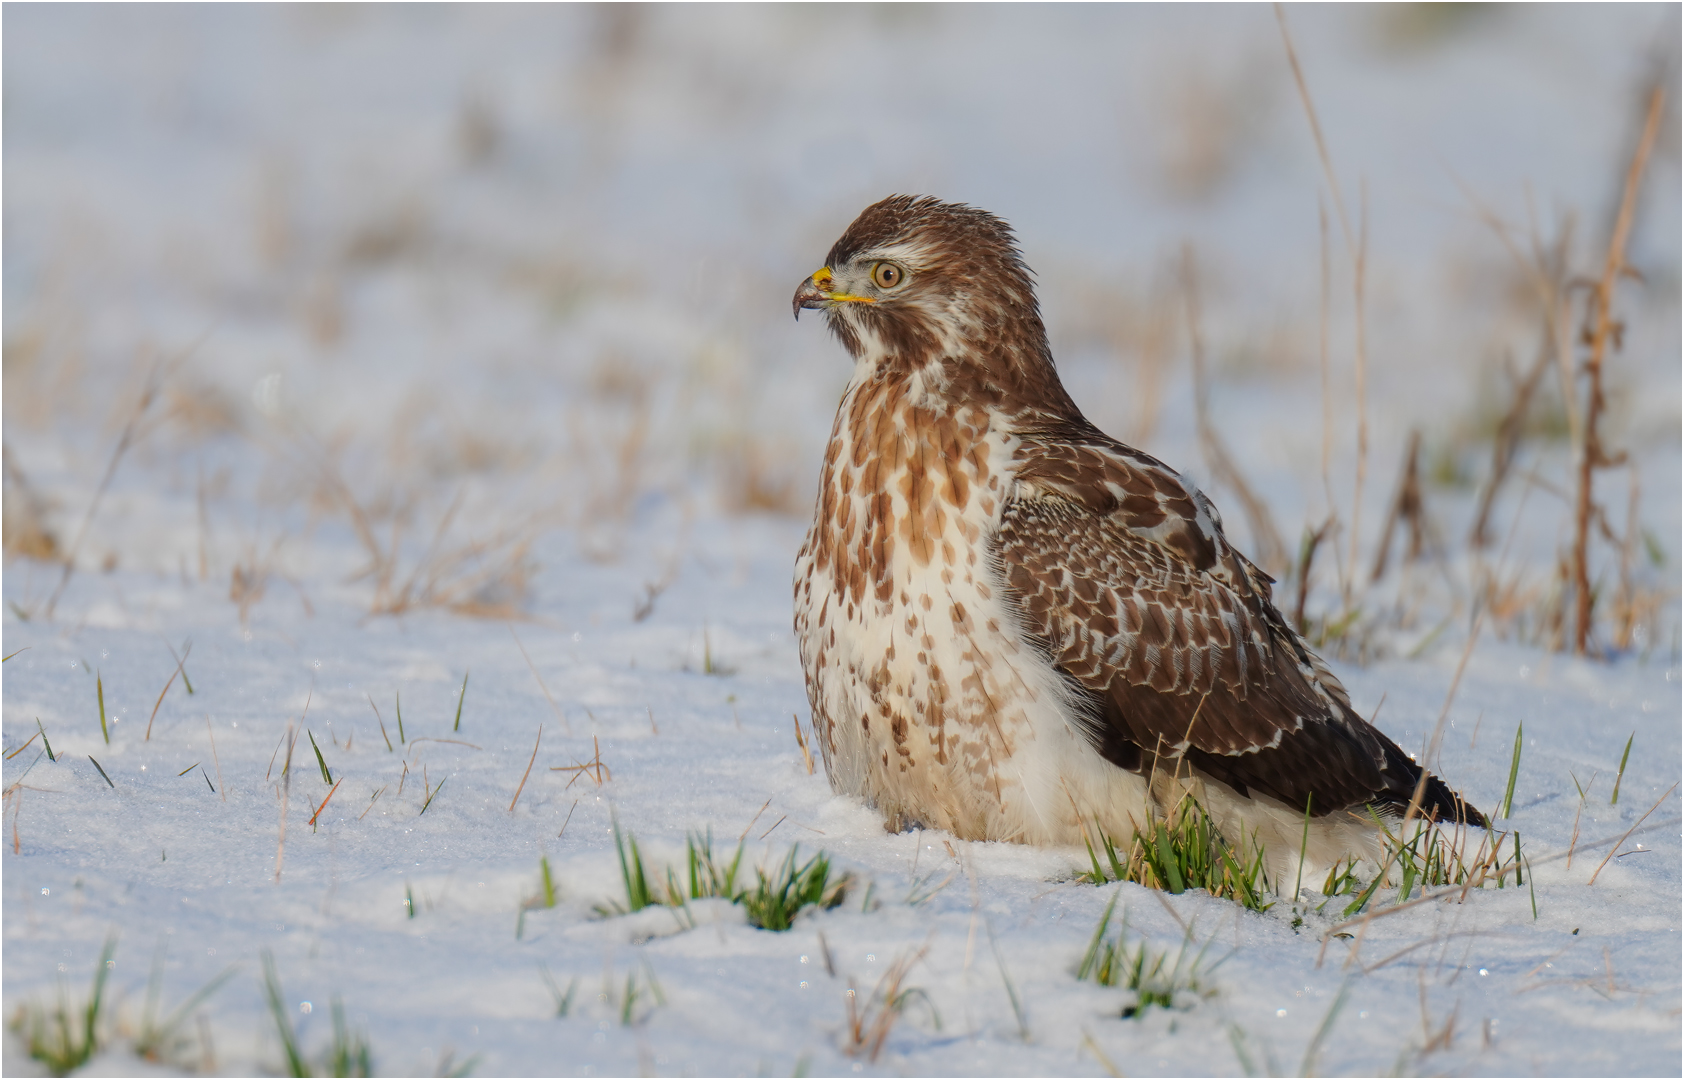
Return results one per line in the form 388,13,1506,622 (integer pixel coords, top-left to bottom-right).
4,6,1679,1076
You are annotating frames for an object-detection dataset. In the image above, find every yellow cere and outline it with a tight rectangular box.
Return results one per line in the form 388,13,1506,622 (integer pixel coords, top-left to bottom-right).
809,265,874,304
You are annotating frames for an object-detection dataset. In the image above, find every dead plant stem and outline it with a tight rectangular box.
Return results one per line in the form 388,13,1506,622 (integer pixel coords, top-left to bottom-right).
1572,83,1663,654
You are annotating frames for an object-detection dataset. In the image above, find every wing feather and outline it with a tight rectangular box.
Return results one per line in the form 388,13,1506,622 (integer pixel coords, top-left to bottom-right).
998,430,1482,824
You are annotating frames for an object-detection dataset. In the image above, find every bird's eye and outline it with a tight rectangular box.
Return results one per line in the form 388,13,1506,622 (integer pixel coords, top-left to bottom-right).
871,262,904,289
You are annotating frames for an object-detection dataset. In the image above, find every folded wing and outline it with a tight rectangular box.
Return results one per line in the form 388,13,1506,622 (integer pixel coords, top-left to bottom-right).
998,429,1481,825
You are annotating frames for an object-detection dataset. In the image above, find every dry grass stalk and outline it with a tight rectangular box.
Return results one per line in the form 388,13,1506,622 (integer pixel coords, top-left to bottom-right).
1316,200,1346,594
509,724,543,812
1566,770,1597,869
43,356,171,619
2,443,60,563
1369,429,1429,583
206,716,226,803
1292,517,1334,632
307,778,344,828
229,536,285,626
274,725,297,883
841,944,934,1064
1416,974,1459,1055
1180,246,1286,575
144,642,193,741
550,735,611,789
1277,5,1370,612
1571,83,1663,655
1469,342,1556,549
509,623,570,734
308,445,538,618
1585,780,1676,886
792,713,815,775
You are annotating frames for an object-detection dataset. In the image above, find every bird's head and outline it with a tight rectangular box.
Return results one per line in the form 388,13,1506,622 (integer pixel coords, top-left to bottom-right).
793,195,1049,374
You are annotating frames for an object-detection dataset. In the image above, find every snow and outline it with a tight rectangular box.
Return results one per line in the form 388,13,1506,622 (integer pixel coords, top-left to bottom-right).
4,6,1679,1077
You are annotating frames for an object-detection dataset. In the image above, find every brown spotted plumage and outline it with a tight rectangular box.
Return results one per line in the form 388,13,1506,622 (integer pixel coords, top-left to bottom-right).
792,195,1482,884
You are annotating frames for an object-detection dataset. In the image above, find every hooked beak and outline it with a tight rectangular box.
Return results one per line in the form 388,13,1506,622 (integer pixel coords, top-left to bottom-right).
792,266,874,321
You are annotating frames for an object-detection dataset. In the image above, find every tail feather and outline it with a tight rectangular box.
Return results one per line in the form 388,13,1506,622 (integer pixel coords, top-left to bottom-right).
1380,740,1487,828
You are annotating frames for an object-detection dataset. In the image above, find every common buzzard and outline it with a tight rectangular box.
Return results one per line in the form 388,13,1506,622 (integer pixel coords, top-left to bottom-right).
791,195,1483,884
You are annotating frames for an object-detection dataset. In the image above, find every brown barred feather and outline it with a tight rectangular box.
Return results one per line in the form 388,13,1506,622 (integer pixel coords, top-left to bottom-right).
1000,423,1482,825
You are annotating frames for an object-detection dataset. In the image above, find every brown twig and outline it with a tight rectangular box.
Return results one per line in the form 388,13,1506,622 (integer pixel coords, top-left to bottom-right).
1572,83,1663,655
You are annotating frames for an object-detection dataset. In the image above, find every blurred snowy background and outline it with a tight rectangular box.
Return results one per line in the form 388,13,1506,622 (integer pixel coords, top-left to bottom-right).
4,6,1680,1076
5,3,1678,644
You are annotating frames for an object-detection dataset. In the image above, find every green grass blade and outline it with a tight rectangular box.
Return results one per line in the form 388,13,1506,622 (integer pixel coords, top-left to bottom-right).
87,755,114,789
1341,872,1383,918
453,670,470,732
260,951,308,1078
1611,732,1634,805
540,855,556,908
1153,824,1186,893
308,730,332,783
96,673,109,745
1078,891,1120,983
1500,721,1523,819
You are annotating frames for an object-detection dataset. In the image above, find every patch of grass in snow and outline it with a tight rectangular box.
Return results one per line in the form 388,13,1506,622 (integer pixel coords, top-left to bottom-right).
596,818,851,930
685,825,747,900
11,936,235,1076
1311,818,1530,919
321,1000,374,1078
538,963,578,1017
133,942,237,1067
261,951,373,1078
10,934,117,1076
1077,891,1219,1019
1080,796,1273,913
741,845,851,931
610,961,666,1027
